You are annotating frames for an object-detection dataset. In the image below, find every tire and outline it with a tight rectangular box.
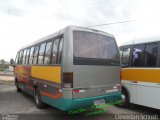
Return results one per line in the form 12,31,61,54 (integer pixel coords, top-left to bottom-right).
15,81,21,92
34,88,46,109
117,89,130,108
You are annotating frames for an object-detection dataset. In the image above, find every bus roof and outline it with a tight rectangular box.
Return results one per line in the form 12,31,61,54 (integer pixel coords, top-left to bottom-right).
120,35,160,47
19,25,114,51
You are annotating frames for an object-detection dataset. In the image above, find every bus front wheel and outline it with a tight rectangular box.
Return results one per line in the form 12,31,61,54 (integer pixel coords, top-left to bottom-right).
15,81,21,92
118,88,130,108
34,88,46,109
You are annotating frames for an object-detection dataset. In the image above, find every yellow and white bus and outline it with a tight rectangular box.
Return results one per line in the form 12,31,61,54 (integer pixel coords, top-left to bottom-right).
11,26,121,111
119,36,160,109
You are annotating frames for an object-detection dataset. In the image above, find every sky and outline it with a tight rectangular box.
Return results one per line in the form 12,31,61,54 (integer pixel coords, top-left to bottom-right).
0,0,160,61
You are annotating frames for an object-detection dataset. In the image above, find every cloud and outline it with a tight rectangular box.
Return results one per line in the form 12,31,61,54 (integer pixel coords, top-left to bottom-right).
0,0,27,16
0,0,160,60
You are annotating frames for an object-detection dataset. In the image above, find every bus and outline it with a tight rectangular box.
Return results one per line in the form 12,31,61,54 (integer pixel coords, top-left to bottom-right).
119,36,160,109
10,26,121,111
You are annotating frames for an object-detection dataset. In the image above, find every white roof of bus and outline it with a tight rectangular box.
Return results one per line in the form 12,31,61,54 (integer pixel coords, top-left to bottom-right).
20,29,63,50
19,25,114,50
120,35,160,47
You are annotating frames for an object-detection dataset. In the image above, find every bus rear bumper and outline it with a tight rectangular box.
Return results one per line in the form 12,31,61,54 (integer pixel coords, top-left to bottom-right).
42,92,122,111
69,92,121,110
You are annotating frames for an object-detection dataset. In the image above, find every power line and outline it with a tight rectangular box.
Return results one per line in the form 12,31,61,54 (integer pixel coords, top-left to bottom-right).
87,20,136,27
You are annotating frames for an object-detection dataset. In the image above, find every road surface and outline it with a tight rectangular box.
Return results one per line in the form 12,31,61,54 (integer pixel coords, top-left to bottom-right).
0,83,159,120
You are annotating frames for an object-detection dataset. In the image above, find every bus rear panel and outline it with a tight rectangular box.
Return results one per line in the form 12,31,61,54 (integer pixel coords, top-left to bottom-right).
57,27,121,110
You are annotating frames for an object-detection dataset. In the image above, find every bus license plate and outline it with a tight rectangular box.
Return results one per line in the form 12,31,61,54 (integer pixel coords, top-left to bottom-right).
94,99,105,106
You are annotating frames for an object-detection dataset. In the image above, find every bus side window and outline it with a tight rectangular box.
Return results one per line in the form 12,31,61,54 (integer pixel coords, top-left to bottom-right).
22,49,27,64
120,50,122,60
44,41,52,64
51,39,60,64
15,52,19,65
18,51,21,64
29,47,35,64
38,43,46,64
145,43,158,67
33,46,40,64
26,48,30,64
131,44,145,67
57,38,63,64
122,48,130,67
19,50,24,64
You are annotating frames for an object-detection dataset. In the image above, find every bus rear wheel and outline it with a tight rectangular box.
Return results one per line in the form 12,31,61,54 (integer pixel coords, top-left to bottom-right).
34,88,46,109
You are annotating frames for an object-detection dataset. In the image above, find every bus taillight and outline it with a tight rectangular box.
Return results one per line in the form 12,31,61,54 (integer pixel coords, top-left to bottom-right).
63,72,73,88
73,89,79,93
113,84,121,91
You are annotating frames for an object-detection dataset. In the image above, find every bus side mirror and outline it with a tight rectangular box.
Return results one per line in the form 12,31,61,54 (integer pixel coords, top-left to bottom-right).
10,59,15,68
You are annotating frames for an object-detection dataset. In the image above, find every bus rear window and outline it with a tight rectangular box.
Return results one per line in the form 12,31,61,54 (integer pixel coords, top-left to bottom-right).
73,31,119,60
